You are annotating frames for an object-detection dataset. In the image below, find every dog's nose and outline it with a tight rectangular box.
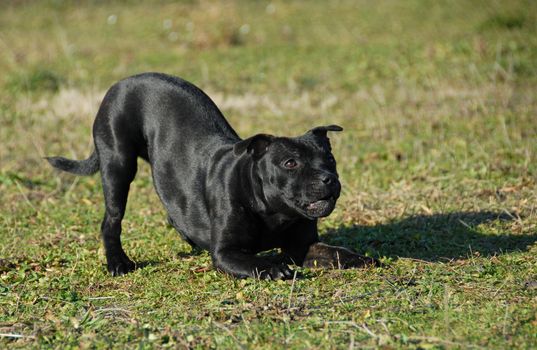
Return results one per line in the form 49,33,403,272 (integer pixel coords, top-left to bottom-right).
321,173,336,185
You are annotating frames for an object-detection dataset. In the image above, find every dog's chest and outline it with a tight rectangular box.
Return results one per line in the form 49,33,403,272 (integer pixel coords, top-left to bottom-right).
252,214,297,251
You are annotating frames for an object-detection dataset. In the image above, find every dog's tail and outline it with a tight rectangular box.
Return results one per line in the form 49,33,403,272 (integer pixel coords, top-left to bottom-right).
45,151,99,176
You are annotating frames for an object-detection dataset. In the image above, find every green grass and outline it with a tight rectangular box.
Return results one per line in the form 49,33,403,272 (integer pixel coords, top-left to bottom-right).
1,0,536,348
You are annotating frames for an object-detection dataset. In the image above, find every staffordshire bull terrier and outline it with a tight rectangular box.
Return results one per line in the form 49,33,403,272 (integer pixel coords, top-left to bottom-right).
46,72,378,279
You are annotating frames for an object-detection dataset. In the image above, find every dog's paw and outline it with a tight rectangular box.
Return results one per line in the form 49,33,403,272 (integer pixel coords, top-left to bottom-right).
340,254,382,269
302,243,382,269
256,263,294,280
107,255,136,276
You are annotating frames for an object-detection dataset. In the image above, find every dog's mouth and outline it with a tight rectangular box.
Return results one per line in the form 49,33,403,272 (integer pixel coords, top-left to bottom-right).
300,194,337,219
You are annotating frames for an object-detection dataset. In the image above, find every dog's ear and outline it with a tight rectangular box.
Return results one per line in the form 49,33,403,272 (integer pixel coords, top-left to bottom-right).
308,125,343,138
234,134,274,157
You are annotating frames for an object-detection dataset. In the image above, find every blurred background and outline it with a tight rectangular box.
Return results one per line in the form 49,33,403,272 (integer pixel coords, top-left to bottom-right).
1,1,536,195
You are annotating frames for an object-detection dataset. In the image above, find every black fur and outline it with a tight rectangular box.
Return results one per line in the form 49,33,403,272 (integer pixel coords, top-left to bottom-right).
47,73,378,279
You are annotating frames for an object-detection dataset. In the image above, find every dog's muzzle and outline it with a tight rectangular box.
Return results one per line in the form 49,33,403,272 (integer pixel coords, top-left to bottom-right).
305,194,337,217
300,176,341,218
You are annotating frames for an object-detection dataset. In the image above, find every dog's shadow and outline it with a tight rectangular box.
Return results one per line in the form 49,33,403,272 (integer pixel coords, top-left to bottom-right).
322,211,536,261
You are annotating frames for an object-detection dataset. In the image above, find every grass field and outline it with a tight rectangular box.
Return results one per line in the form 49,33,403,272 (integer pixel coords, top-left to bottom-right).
1,0,536,348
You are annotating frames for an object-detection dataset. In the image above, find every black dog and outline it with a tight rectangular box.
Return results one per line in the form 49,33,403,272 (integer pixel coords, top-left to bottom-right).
47,73,377,279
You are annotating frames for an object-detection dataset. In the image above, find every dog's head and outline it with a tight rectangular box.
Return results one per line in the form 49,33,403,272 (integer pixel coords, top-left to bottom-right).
234,125,343,219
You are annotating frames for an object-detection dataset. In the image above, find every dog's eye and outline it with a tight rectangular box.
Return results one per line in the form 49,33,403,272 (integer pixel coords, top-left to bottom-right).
283,159,298,169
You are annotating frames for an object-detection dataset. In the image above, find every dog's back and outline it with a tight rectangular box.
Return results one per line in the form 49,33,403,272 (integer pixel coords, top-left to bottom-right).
47,73,242,275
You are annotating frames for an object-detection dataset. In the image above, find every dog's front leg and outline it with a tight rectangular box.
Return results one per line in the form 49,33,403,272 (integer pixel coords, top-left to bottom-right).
212,248,294,280
302,242,380,269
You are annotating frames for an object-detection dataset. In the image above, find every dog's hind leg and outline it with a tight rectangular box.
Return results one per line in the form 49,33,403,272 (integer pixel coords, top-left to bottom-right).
98,151,138,276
